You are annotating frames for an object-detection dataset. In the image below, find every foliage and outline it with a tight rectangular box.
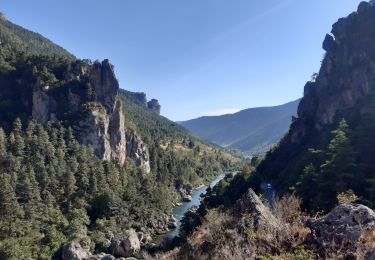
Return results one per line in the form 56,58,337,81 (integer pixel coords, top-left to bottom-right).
0,119,187,258
119,89,242,189
0,17,74,59
152,194,315,260
0,44,92,131
337,189,359,205
0,16,245,259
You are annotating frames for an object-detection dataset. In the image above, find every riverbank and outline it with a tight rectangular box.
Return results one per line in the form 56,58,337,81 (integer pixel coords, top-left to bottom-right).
166,174,226,239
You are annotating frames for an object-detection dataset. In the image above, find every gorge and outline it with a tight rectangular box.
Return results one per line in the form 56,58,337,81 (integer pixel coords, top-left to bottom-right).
0,1,375,260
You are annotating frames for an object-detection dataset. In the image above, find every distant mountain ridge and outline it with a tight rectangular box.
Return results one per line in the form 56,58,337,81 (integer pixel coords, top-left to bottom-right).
179,99,300,156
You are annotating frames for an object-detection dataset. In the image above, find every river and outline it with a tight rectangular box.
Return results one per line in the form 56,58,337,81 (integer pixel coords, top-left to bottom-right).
166,174,226,239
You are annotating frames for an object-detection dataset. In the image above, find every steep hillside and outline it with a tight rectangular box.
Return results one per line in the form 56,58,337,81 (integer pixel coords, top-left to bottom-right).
0,17,243,259
154,4,375,259
179,99,299,156
247,1,375,211
119,89,242,187
0,13,74,59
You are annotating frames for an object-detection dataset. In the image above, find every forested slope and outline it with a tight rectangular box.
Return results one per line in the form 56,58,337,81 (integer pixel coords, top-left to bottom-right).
0,17,243,259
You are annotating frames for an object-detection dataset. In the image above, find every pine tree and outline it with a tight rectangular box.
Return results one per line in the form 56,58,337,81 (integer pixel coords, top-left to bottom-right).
0,128,6,156
10,118,25,158
316,119,356,211
296,163,319,209
16,166,41,217
0,172,24,236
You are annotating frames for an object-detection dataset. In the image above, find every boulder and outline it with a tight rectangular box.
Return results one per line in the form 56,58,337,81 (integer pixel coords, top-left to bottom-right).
137,231,152,246
167,215,178,229
89,253,138,260
62,237,91,260
234,188,280,231
89,253,115,260
308,203,375,245
110,229,141,258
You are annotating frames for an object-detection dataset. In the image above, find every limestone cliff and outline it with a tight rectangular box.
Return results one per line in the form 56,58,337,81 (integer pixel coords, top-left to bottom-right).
256,1,375,192
31,59,149,169
290,1,375,143
125,129,150,174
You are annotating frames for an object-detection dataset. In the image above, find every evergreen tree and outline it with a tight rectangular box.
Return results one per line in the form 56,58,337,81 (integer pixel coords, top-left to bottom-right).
0,128,6,156
0,172,24,237
316,119,356,211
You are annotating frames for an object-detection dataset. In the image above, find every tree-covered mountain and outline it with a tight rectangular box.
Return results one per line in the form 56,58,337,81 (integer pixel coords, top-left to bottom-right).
0,16,242,259
0,13,74,60
179,99,299,156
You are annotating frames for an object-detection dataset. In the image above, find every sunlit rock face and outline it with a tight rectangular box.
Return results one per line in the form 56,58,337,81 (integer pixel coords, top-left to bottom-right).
31,59,150,169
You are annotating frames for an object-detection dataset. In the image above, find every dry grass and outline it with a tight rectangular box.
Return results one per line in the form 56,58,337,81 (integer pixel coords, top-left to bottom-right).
147,194,375,259
149,194,316,260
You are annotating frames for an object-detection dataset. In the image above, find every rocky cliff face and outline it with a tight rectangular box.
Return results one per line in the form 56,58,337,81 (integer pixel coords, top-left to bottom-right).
32,59,149,169
125,129,150,173
255,1,375,194
290,1,375,143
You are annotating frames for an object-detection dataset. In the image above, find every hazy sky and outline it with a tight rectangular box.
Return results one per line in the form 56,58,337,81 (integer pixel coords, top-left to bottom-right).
2,0,364,120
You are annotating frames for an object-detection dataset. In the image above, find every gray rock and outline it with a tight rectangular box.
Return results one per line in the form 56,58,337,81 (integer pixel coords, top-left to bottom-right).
31,59,128,167
167,215,178,229
62,238,91,260
90,59,119,112
108,100,126,166
234,188,280,231
89,253,115,260
308,203,375,245
126,129,150,174
32,86,57,124
110,229,141,258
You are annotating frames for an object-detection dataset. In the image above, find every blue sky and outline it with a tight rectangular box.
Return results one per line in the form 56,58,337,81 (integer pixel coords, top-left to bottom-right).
2,0,363,120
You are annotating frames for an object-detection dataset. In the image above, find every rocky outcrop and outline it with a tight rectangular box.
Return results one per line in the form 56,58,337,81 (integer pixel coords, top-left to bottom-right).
32,86,57,123
147,99,161,115
235,188,280,231
108,100,126,165
31,59,155,167
89,59,119,111
255,1,375,196
125,129,150,174
290,1,375,142
118,89,147,107
307,203,375,258
62,237,91,260
110,229,141,258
